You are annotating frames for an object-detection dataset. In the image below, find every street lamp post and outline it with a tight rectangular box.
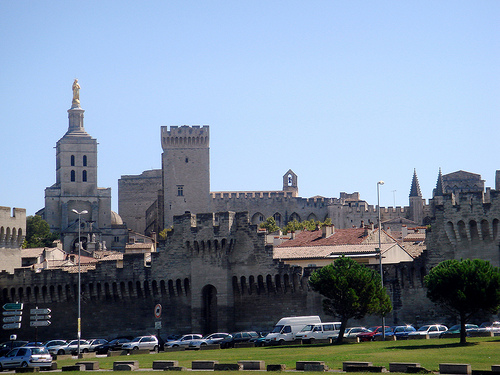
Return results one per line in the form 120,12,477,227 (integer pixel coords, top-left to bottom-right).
72,209,88,356
377,181,385,340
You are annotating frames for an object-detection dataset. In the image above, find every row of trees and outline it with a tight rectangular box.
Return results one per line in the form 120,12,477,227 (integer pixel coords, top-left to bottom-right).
259,217,332,234
310,256,500,345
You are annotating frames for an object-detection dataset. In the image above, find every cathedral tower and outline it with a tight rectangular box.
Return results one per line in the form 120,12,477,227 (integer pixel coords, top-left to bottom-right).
161,125,210,227
43,80,126,252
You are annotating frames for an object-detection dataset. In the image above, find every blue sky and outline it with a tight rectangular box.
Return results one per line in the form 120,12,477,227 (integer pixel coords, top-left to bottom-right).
1,1,499,216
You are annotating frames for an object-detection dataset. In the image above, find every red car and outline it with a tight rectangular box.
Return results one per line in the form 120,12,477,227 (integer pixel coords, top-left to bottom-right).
357,326,392,341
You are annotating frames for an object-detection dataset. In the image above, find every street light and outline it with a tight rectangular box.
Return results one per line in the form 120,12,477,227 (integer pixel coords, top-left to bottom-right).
71,209,88,355
377,181,385,340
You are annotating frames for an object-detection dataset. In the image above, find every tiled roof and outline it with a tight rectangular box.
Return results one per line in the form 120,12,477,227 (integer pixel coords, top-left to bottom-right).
21,248,44,258
276,228,377,248
274,243,395,260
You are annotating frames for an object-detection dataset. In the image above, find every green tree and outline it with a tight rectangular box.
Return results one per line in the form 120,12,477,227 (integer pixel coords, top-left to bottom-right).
424,258,500,344
282,217,333,234
309,256,392,343
23,215,59,248
259,217,280,233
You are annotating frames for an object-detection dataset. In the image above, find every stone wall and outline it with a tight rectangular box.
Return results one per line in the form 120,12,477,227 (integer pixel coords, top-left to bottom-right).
0,206,26,273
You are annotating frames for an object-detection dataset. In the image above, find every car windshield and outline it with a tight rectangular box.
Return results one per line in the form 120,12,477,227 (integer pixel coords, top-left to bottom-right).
300,324,315,332
271,325,284,333
448,325,460,330
418,325,430,331
131,337,142,342
367,327,378,332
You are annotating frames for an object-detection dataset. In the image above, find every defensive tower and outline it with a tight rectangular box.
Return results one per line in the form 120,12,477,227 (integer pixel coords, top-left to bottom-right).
161,125,210,227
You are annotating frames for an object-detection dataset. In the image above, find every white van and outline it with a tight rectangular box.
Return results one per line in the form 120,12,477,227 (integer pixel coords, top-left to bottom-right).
265,316,321,344
295,322,342,343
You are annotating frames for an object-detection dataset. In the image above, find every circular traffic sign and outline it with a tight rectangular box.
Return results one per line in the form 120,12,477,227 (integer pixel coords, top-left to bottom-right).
154,304,162,319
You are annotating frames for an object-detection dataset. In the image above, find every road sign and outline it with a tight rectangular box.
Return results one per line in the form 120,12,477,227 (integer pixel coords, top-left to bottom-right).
155,321,162,330
2,323,21,330
3,316,22,323
2,311,22,316
30,321,51,327
3,303,23,311
154,304,162,319
30,308,51,315
30,315,51,321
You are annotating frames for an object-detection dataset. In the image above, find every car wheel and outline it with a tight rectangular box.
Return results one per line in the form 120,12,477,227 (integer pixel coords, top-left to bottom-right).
133,346,139,350
58,349,65,355
279,339,285,345
83,348,88,353
200,342,207,346
153,345,158,352
172,344,179,348
21,362,28,368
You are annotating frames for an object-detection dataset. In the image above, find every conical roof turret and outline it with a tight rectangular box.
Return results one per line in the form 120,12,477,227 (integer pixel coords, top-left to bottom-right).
434,168,444,196
409,169,422,197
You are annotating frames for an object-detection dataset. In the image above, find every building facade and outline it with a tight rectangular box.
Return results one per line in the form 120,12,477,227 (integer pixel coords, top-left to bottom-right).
0,206,26,273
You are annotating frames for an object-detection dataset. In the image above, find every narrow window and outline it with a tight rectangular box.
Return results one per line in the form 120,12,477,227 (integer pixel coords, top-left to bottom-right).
71,170,75,182
82,170,87,182
71,155,75,166
177,185,184,196
83,155,87,166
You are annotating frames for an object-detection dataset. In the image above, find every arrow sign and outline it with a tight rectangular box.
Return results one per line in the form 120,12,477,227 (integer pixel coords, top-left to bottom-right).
3,316,22,323
30,308,51,315
30,315,51,321
2,323,21,329
3,303,23,311
30,321,51,327
2,311,22,316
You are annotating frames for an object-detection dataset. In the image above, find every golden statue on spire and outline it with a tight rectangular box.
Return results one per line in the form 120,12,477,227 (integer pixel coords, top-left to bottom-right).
72,79,81,108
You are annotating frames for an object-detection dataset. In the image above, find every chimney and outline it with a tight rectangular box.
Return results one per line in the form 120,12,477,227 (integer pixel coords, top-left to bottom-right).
321,225,334,238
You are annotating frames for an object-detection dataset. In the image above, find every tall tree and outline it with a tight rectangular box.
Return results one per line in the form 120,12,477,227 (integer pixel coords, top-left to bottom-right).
309,255,392,343
424,258,500,344
23,215,59,248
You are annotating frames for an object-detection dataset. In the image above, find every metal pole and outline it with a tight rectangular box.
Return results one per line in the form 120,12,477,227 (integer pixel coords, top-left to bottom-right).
377,181,385,341
72,209,87,356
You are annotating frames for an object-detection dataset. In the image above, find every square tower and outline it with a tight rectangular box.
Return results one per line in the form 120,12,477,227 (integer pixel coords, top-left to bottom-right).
161,125,210,227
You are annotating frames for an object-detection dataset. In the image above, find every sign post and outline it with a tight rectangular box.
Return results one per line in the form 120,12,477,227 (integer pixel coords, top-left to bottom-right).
30,307,52,343
154,304,162,352
2,303,23,331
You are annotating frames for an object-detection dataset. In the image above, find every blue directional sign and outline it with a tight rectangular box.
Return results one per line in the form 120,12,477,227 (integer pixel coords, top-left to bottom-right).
3,303,23,311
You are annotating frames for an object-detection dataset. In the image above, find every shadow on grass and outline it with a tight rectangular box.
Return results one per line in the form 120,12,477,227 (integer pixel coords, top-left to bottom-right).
387,342,479,350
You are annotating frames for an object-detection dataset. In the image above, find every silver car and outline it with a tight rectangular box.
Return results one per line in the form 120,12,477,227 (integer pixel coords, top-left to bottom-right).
0,346,52,370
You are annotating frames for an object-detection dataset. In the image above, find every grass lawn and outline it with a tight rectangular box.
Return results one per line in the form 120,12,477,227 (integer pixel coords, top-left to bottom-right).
56,336,499,373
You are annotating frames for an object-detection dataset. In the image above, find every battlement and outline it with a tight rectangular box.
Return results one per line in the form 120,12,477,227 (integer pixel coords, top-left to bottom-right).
210,191,334,205
161,125,209,150
0,206,26,248
172,211,256,235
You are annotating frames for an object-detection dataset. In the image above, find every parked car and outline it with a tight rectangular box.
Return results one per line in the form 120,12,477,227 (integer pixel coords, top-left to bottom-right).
121,336,159,352
220,331,260,348
22,342,43,347
408,324,447,338
165,334,202,348
43,340,67,352
48,339,91,355
440,324,478,338
344,327,371,339
188,333,230,348
295,322,342,343
87,338,108,352
357,326,392,342
0,341,29,357
94,338,131,354
0,346,52,370
392,325,416,339
249,332,269,347
474,321,500,333
165,334,181,342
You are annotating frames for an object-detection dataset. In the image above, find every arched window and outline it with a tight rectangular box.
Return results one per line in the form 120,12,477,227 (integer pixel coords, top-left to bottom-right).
83,155,87,166
71,170,75,182
82,170,87,182
71,155,75,166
